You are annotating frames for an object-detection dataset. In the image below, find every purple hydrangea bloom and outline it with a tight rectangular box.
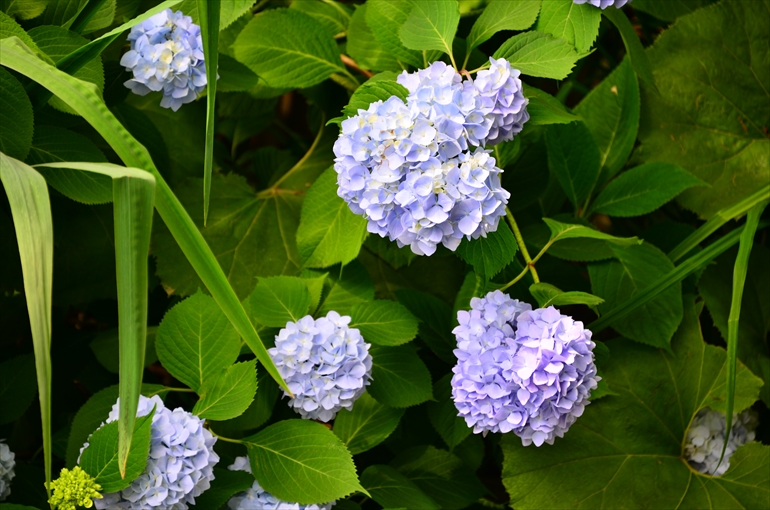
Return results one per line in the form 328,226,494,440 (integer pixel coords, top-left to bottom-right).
451,291,600,446
269,311,372,422
82,395,219,509
333,58,527,255
684,408,758,476
0,441,15,501
227,456,335,510
573,0,632,9
120,9,207,111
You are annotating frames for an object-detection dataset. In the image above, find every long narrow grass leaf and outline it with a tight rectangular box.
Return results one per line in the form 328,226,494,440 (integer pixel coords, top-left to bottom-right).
198,0,220,225
0,37,291,395
0,153,53,497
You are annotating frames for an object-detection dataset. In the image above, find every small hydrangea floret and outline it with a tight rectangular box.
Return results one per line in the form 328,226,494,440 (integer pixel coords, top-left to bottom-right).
269,311,372,422
227,456,335,510
120,8,207,111
333,58,528,256
451,291,600,446
573,0,632,9
82,395,219,509
0,441,15,501
48,466,102,510
684,408,758,476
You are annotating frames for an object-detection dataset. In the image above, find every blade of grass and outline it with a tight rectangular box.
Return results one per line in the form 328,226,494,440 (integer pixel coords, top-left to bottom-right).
0,37,291,396
589,218,770,335
198,0,220,225
668,184,770,262
718,202,766,470
0,153,53,498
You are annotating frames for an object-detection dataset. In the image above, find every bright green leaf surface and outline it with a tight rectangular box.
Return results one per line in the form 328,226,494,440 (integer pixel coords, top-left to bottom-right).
494,31,579,80
155,290,241,392
456,220,517,280
536,0,600,53
368,344,433,408
399,0,459,59
545,122,601,210
467,0,540,51
194,359,257,421
0,67,32,161
248,275,312,327
334,392,405,455
543,218,639,246
525,86,579,126
361,465,440,510
0,10,45,56
366,0,422,69
178,0,258,30
214,368,279,433
427,374,470,450
291,0,351,38
342,79,409,120
350,299,419,346
529,282,603,309
245,419,366,504
0,0,48,20
347,3,402,72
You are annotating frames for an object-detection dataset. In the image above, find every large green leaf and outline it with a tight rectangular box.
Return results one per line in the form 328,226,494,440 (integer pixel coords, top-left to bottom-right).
350,299,419,346
493,31,579,80
574,58,639,183
193,359,258,421
233,8,345,89
296,167,367,269
244,419,366,504
455,220,517,280
247,275,312,327
347,3,403,73
399,0,459,61
545,122,601,210
367,344,433,408
524,217,640,263
427,374,470,450
501,299,767,510
155,290,241,392
333,392,405,455
361,465,440,510
0,0,48,20
366,0,423,69
0,354,36,425
0,153,53,496
291,0,351,38
0,10,45,57
341,79,409,120
466,0,541,52
636,0,770,219
589,242,683,348
536,0,600,53
525,86,579,126
0,67,32,161
317,260,375,316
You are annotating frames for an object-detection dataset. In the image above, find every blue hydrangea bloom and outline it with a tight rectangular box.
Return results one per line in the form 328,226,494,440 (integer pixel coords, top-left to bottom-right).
120,8,207,111
227,456,335,510
83,395,219,509
573,0,632,9
0,441,15,501
269,311,372,422
451,291,600,446
472,57,530,145
685,408,758,476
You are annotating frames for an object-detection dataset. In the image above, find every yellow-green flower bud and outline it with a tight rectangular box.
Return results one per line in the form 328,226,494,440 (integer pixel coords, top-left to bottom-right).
48,466,102,510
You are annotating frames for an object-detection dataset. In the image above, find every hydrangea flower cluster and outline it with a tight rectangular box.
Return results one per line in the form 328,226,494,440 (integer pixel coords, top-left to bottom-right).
0,441,14,501
48,466,102,510
573,0,632,9
269,311,372,422
120,9,207,111
227,456,335,510
82,395,219,509
333,58,529,255
684,408,758,476
451,291,600,446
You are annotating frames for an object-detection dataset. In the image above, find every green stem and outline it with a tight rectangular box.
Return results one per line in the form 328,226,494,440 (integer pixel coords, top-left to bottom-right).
164,386,195,393
209,428,245,444
330,71,360,92
499,265,531,291
505,207,539,283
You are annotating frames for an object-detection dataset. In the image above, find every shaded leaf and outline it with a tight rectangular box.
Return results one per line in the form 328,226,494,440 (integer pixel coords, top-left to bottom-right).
0,67,32,161
0,354,36,425
366,0,423,69
395,289,455,363
456,221,517,280
368,344,433,408
536,0,600,53
334,392,405,455
350,299,419,346
194,360,258,421
545,121,601,209
247,275,312,327
427,374,470,450
361,465,440,510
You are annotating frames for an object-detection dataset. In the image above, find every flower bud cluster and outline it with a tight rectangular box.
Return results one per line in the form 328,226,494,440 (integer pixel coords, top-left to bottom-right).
684,408,758,476
227,456,335,510
269,311,373,422
334,58,529,255
120,9,207,111
573,0,632,9
83,395,219,509
451,291,600,446
48,466,102,510
0,441,14,501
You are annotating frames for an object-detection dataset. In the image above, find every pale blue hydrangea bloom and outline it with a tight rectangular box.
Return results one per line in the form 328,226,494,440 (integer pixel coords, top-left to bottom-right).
120,9,207,111
0,441,15,501
269,312,372,422
573,0,632,9
333,58,527,255
227,456,335,510
684,408,758,476
452,291,600,446
83,395,219,509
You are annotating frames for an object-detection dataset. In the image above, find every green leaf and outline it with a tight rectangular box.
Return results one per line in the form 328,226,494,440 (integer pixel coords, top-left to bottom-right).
590,163,707,217
545,121,601,210
233,8,345,89
525,85,579,126
189,466,254,509
0,153,53,495
467,0,540,51
291,0,351,38
297,167,368,268
529,282,604,309
76,0,116,35
427,374,470,450
366,0,423,69
248,275,312,327
0,0,48,20
317,260,375,316
632,0,718,22
574,58,639,182
636,0,770,219
0,67,32,161
90,327,158,375
493,31,579,80
525,217,640,264
455,220,517,280
198,0,219,226
603,7,656,91
395,289,455,363
536,0,600,53
399,0,459,61
501,298,767,510
368,344,433,408
350,299,419,346
342,79,409,120
193,360,258,421
213,368,279,433
217,53,259,92
244,419,366,504
79,410,153,493
0,354,36,425
155,290,241,392
347,3,402,73
361,465,440,510
0,10,45,57
334,392,405,455
178,0,254,30
41,0,88,27
589,243,683,348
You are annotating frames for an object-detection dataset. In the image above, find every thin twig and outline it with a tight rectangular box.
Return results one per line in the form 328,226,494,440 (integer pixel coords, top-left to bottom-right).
341,54,374,79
